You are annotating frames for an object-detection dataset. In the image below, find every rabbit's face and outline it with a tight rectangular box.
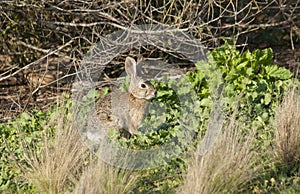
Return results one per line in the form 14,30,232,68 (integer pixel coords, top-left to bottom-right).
125,56,157,100
130,78,157,100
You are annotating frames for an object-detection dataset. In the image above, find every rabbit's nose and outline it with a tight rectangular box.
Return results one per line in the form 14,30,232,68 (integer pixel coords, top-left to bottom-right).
154,91,157,97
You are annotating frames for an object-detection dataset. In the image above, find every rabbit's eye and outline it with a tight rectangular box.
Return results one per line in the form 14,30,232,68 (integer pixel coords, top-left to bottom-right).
140,83,146,88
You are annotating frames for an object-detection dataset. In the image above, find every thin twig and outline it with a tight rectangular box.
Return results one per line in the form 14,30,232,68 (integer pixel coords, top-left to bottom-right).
0,39,75,82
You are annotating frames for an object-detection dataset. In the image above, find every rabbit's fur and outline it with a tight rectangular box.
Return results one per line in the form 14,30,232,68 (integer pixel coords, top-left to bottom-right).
95,56,157,135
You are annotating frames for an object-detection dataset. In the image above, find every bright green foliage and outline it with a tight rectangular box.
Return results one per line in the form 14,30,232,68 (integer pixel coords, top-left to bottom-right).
0,110,52,193
0,100,72,193
190,43,293,130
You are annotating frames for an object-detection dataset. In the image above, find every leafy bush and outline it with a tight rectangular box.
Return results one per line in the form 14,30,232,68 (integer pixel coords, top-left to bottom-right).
191,43,293,122
189,43,295,152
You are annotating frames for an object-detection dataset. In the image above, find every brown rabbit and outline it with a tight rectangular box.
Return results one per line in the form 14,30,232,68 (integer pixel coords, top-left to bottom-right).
95,56,157,135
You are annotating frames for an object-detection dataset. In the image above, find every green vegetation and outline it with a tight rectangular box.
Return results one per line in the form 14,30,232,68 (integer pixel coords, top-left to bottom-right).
1,45,299,193
0,109,53,192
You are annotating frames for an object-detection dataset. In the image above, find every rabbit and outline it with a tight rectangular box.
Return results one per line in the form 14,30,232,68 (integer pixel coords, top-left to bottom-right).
95,56,157,136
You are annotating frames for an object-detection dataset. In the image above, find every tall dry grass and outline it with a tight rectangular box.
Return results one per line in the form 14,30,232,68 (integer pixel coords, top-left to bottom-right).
179,118,264,194
20,109,89,193
74,160,138,194
273,87,300,166
19,107,139,193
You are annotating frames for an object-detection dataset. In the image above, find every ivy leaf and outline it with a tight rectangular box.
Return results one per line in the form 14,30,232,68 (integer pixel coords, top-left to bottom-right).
264,93,272,105
256,48,273,65
265,65,293,80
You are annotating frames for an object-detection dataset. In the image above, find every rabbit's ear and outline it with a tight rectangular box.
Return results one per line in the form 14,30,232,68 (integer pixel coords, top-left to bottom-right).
125,57,137,78
137,55,143,64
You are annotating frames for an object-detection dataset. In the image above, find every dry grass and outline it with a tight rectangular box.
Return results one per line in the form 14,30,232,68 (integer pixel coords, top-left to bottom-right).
18,106,139,193
274,87,300,166
179,119,264,194
20,109,89,193
74,160,139,194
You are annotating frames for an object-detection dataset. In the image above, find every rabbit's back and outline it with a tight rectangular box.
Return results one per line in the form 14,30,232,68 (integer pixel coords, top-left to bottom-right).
95,91,150,134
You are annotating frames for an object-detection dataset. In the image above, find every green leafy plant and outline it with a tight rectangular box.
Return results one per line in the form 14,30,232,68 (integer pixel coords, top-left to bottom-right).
0,109,54,192
189,44,294,150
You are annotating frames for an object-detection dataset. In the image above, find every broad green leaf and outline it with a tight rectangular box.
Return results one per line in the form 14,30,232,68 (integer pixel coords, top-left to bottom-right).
264,93,272,105
265,65,293,79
